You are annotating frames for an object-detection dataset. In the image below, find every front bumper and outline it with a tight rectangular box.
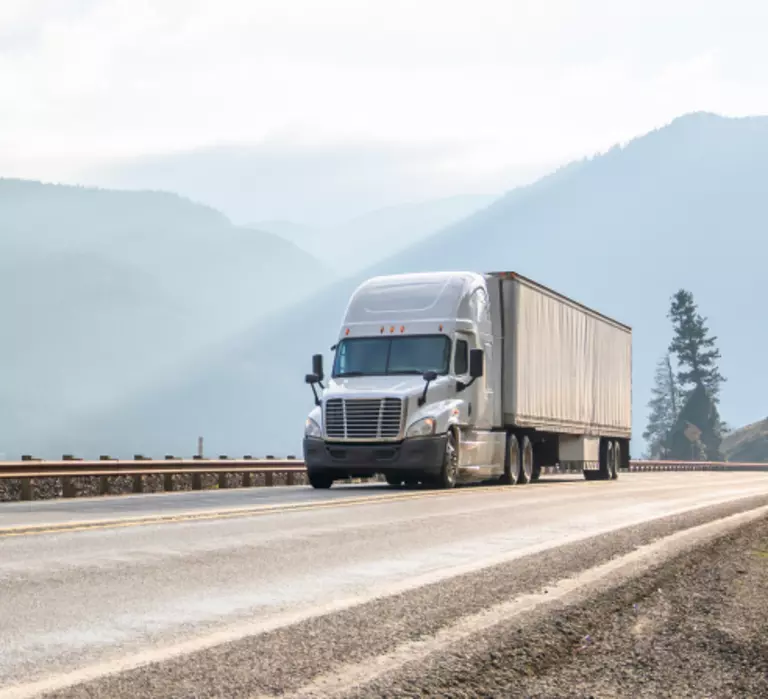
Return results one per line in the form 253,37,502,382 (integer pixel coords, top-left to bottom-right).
303,435,447,477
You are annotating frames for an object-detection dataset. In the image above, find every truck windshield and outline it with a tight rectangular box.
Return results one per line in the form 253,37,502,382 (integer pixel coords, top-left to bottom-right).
333,335,451,377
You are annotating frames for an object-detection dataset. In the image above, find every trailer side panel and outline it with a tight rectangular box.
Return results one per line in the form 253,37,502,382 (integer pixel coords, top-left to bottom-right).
501,277,632,438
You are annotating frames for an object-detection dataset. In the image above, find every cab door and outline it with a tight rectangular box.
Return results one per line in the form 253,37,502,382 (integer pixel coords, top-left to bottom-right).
470,286,495,430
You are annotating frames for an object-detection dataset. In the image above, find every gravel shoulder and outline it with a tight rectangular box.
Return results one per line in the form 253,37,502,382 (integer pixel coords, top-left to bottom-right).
352,511,768,699
37,494,768,699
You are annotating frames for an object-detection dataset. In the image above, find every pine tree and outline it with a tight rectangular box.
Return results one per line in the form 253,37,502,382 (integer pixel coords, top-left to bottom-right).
667,384,725,461
643,354,680,458
667,289,727,460
668,290,725,399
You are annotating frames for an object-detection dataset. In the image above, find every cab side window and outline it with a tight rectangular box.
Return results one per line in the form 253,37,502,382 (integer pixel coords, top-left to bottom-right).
454,339,469,375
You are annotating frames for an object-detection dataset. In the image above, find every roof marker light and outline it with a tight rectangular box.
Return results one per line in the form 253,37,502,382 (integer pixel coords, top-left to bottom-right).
390,326,395,333
400,325,405,333
345,328,350,336
439,324,443,332
380,327,385,334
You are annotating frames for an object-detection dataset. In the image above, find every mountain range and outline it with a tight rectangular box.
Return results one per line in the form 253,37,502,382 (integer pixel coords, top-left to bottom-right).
0,179,323,454
723,419,768,462
252,194,496,271
31,112,767,460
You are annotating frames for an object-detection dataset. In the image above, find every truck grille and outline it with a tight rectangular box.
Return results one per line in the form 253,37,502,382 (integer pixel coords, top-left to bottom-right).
324,398,403,440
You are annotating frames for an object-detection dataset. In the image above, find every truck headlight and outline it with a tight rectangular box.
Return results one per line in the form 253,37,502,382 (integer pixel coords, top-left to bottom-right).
304,418,322,438
406,417,436,438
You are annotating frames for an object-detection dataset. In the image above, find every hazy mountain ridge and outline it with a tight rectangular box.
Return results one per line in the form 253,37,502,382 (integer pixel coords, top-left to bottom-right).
252,194,497,271
0,178,324,455
93,140,529,227
28,113,768,459
723,419,768,462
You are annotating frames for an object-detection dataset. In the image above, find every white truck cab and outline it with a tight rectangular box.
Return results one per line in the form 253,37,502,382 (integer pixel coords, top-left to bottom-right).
303,271,632,489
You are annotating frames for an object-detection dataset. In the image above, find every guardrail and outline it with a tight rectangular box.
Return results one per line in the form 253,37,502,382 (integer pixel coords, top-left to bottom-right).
629,460,768,472
0,456,309,501
0,457,765,502
542,459,768,474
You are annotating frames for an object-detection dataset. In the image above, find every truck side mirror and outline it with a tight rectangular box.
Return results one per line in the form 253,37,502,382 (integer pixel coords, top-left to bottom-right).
312,354,324,382
306,354,325,406
418,370,438,407
469,349,484,378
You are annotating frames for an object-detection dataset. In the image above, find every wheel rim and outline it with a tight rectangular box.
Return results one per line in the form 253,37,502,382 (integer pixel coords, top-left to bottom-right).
446,434,458,486
522,442,533,481
508,438,520,484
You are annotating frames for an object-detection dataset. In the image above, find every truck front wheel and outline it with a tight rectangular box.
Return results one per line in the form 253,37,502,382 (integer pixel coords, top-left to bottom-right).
308,472,334,489
434,431,459,489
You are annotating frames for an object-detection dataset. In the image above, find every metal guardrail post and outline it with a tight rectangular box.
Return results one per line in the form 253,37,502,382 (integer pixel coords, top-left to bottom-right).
132,455,147,493
163,456,175,492
62,477,76,498
20,478,32,501
242,455,253,488
217,457,229,489
99,456,111,495
191,454,203,490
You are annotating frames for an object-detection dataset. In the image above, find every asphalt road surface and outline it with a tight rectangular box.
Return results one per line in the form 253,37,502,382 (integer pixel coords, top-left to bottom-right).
1,472,768,698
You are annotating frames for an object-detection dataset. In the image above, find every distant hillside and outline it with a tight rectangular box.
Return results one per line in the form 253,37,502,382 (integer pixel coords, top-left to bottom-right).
723,419,768,462
0,179,324,456
253,194,496,271
36,113,768,458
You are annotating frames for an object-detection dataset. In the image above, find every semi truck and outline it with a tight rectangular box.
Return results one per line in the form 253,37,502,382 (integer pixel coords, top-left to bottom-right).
303,271,632,489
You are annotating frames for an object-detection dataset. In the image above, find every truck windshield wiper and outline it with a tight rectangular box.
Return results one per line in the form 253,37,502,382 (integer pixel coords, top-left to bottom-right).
336,371,366,377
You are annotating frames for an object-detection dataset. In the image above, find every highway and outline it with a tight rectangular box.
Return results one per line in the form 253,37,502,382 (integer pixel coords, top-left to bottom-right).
1,472,768,698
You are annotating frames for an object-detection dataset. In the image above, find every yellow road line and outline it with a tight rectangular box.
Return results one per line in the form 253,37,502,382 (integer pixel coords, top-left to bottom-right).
0,484,519,539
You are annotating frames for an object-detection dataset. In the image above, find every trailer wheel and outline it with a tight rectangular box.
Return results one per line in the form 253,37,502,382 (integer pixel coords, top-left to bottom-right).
518,437,534,485
434,430,459,489
597,440,613,481
610,441,620,480
500,434,520,485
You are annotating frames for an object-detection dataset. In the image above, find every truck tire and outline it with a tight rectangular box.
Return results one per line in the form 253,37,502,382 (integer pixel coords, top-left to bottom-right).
518,436,534,485
531,463,542,483
500,434,520,485
434,431,459,489
308,472,334,489
596,440,613,481
611,441,620,480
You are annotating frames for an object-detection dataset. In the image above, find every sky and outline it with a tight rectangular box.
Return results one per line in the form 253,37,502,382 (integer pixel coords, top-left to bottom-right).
2,0,768,216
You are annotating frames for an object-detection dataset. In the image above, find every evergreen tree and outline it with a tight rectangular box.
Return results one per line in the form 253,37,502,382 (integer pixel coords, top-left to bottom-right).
668,290,725,399
667,384,725,461
666,290,727,460
643,354,679,458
